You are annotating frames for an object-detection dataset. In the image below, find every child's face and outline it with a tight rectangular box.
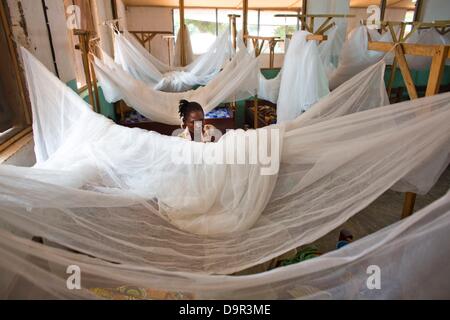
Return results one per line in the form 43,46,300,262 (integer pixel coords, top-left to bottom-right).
185,110,205,135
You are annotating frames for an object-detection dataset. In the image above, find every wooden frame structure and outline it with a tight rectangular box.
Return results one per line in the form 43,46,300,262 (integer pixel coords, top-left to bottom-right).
128,30,174,54
73,29,101,114
275,13,355,34
362,20,450,96
368,33,450,219
228,14,240,50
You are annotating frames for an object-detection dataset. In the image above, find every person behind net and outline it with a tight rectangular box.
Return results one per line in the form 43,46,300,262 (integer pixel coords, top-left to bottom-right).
177,100,220,142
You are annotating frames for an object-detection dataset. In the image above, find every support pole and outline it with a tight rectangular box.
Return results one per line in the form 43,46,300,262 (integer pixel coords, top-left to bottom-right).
179,0,186,66
413,0,423,22
243,0,248,45
253,95,259,129
75,30,95,111
228,14,239,50
301,0,308,31
380,0,387,23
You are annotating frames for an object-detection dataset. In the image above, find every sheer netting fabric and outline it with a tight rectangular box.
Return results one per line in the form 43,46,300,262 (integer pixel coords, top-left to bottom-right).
0,46,449,299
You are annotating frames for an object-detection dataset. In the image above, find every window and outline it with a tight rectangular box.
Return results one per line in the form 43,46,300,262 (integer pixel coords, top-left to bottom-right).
259,11,298,53
0,1,30,146
173,9,291,55
404,10,415,35
174,8,218,55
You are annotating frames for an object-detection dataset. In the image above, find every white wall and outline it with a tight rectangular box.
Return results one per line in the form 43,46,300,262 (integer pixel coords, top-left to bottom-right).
92,0,115,57
421,0,450,21
126,6,173,64
6,0,76,82
348,7,408,34
116,0,128,30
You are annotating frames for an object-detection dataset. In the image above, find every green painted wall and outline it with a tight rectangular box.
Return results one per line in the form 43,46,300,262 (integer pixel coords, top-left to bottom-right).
66,80,116,121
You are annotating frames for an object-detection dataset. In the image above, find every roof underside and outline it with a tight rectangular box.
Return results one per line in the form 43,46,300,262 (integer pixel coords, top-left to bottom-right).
122,0,416,10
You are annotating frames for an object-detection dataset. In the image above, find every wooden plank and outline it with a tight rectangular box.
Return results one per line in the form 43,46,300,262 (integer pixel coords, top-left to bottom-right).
0,131,33,164
179,0,186,66
425,45,449,96
395,44,418,100
401,193,417,219
368,41,450,58
243,0,248,45
386,58,398,97
306,34,328,41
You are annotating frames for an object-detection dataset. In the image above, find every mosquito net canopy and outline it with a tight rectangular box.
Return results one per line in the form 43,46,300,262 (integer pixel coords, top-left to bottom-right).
0,47,449,299
113,28,232,92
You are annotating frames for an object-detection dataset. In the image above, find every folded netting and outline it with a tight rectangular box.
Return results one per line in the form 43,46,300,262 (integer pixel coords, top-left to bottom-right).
277,31,330,122
114,28,232,92
96,48,260,125
329,25,392,90
258,25,345,106
1,192,449,299
0,47,448,280
173,26,195,67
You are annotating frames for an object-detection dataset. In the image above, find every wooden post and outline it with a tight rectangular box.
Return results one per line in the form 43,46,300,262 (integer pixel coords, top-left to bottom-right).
75,30,95,111
425,45,449,96
413,0,423,22
253,95,258,129
380,0,387,23
243,0,248,45
228,14,239,50
301,0,308,30
179,0,186,66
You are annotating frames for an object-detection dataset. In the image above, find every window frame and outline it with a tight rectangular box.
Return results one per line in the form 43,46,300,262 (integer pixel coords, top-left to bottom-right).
0,1,32,152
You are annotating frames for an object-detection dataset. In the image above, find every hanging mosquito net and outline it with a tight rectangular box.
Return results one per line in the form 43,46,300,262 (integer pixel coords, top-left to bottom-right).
96,46,260,125
113,28,232,92
0,46,449,299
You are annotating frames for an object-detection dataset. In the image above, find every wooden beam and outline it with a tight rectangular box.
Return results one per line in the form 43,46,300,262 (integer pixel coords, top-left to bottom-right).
243,0,248,45
368,41,450,58
395,44,418,100
228,14,240,50
413,0,423,22
301,0,307,30
179,0,186,66
380,0,387,22
425,45,449,96
401,193,417,219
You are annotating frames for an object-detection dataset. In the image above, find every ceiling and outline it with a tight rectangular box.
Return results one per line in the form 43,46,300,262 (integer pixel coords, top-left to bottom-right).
122,0,416,10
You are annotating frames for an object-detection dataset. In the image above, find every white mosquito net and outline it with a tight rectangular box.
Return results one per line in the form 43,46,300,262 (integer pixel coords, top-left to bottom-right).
0,47,449,299
1,192,449,299
113,29,232,92
96,47,260,125
276,31,330,123
173,26,195,67
258,24,344,109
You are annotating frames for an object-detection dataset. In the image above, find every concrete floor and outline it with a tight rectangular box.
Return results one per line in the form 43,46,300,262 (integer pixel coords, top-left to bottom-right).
307,165,450,255
237,165,450,275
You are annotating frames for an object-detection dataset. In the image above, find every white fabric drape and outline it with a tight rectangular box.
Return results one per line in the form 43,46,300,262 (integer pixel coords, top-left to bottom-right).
1,192,449,299
96,48,260,125
277,31,330,122
173,26,194,67
113,29,232,92
0,46,449,298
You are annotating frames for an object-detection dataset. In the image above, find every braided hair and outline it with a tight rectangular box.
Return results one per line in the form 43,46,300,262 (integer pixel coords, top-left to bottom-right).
178,100,204,122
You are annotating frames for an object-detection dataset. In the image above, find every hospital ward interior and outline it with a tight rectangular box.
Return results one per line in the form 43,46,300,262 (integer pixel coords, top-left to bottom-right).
0,0,450,300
